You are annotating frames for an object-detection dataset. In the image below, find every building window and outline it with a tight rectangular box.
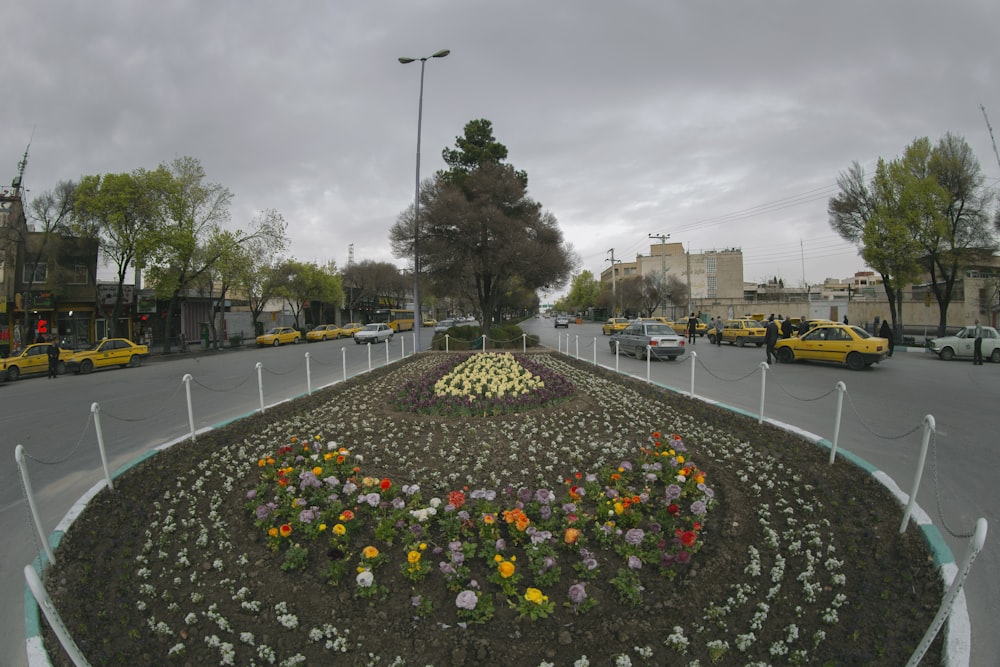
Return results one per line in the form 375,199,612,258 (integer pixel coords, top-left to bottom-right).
707,257,717,274
23,262,46,283
707,275,717,298
68,264,89,285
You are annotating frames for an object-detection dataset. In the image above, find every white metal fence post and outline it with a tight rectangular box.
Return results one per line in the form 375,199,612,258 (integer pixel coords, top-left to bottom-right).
182,374,195,441
900,414,935,533
256,362,265,413
305,352,312,395
829,381,846,464
688,350,697,397
15,446,56,566
592,337,597,365
342,347,347,383
24,565,89,663
522,333,527,353
758,362,769,424
91,402,114,490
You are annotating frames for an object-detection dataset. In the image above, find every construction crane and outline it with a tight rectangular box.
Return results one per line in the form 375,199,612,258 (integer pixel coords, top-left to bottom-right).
981,104,1000,173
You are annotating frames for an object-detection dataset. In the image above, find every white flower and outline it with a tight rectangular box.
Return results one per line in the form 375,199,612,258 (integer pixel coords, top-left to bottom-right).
356,570,374,588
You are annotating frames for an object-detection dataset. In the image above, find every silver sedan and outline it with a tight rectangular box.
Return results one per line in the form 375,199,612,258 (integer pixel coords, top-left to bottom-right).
609,322,687,360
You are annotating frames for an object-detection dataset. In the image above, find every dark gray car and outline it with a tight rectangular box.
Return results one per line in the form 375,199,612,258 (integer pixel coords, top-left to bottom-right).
609,322,686,360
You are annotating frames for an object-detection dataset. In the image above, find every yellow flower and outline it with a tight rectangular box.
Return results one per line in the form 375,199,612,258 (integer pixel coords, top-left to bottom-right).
268,527,278,537
333,523,346,536
318,524,327,532
493,554,503,563
498,561,515,578
614,502,624,515
407,550,421,564
524,588,547,605
312,466,323,476
419,543,427,550
324,452,333,460
362,545,380,559
676,455,685,464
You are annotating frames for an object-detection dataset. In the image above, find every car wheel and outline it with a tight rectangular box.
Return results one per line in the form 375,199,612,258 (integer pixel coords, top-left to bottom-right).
736,337,746,347
939,347,955,361
56,361,66,375
80,359,94,375
636,346,647,360
778,347,794,364
272,339,280,347
846,352,865,371
991,349,1000,363
6,366,20,381
293,337,300,344
707,334,716,344
129,355,142,368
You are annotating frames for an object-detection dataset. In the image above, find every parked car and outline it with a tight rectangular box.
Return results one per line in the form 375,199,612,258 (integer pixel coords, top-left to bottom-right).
422,318,438,328
707,318,768,347
554,316,571,328
65,338,150,375
774,323,889,370
602,318,630,335
1,342,75,381
434,319,456,333
354,323,394,345
339,323,364,337
255,327,301,347
609,321,686,360
927,325,1000,362
306,324,343,342
665,318,708,337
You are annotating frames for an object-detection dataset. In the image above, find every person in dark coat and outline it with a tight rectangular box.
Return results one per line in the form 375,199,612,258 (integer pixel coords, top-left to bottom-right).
780,316,793,339
797,316,810,336
686,313,698,345
47,339,61,378
878,319,894,358
765,315,780,365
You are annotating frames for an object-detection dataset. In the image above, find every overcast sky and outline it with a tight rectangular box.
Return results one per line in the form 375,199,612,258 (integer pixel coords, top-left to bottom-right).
5,1,999,299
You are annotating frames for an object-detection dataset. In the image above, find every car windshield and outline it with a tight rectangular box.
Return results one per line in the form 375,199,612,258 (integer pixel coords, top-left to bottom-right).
850,326,872,339
361,324,379,331
311,325,328,331
645,325,671,335
265,328,281,335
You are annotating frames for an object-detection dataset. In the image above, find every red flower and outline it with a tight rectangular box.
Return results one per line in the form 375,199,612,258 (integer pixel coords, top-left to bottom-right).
279,524,292,537
380,478,392,491
667,503,679,515
680,530,697,547
448,490,466,509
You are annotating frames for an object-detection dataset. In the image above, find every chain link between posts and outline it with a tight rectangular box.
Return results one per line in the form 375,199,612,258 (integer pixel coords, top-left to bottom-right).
929,431,977,539
100,380,185,422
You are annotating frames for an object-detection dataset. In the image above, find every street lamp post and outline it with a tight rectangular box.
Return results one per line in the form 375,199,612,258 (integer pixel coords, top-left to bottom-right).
399,48,450,352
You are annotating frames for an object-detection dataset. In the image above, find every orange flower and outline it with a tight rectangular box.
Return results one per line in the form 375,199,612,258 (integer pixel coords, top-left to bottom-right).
482,513,496,525
564,527,581,545
448,490,466,509
336,455,345,464
279,524,292,537
380,478,392,491
268,527,278,537
362,545,380,559
498,561,515,578
652,431,661,438
312,466,323,476
339,509,355,522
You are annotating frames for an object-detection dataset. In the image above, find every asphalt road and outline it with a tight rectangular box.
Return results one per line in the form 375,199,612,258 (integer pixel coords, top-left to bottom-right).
2,321,996,666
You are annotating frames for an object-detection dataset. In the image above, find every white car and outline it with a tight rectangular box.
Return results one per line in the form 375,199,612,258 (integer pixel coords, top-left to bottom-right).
354,323,394,345
926,325,999,362
554,316,571,328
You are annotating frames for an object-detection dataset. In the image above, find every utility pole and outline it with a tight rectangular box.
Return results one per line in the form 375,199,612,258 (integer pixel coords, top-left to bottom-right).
648,233,670,316
606,249,618,316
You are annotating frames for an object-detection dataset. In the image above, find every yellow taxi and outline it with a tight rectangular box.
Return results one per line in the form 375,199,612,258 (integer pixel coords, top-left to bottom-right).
666,317,708,337
306,324,343,342
602,317,630,335
775,323,889,370
66,338,150,374
255,327,302,347
1,342,75,381
340,322,364,337
707,318,768,346
422,318,438,328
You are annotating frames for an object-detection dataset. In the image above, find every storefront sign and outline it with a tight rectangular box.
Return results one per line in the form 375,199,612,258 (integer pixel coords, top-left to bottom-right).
137,293,156,313
30,290,54,309
98,283,135,305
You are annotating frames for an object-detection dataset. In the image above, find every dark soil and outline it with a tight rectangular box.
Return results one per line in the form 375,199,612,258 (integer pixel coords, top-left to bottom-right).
40,352,944,666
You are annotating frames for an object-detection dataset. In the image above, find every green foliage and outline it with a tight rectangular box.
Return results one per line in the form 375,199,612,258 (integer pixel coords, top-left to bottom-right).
566,270,601,310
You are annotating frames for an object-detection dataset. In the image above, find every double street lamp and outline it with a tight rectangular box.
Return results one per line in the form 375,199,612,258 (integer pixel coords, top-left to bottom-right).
398,48,450,352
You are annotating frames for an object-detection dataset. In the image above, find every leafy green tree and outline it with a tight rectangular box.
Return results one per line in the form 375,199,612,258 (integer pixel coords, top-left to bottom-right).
273,260,343,328
566,271,601,313
390,119,574,332
223,209,288,334
342,260,406,322
74,170,166,336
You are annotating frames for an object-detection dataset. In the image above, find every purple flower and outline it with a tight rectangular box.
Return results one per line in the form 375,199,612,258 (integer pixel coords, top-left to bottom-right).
618,460,633,471
518,487,533,503
562,502,577,513
455,590,478,610
539,504,552,520
625,528,645,545
628,555,643,570
690,500,707,516
411,595,422,607
246,490,257,500
254,504,271,520
298,508,316,523
495,538,507,552
342,481,357,495
605,488,619,499
568,582,588,604
534,488,553,504
392,497,406,510
451,550,465,565
675,550,691,564
439,562,456,576
665,484,682,500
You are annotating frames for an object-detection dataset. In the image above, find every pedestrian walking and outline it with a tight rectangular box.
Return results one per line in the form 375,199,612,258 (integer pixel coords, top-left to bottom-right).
47,338,61,378
878,319,895,358
843,315,849,325
686,313,698,345
716,317,723,346
973,319,984,365
765,314,779,365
